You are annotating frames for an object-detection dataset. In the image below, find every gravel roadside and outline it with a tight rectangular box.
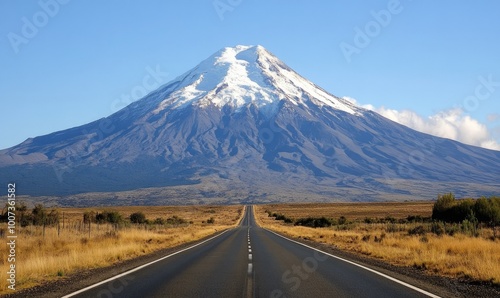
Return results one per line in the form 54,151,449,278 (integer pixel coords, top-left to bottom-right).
279,232,500,298
1,230,228,298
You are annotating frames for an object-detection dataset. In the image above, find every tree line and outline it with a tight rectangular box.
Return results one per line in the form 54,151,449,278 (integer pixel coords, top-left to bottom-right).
432,193,500,227
0,205,212,227
0,203,59,227
266,194,500,237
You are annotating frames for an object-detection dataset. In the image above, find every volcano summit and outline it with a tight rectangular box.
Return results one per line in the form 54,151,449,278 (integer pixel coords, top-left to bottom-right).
1,45,499,204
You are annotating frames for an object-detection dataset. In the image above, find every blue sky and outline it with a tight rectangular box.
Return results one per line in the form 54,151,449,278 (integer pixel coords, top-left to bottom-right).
1,0,499,150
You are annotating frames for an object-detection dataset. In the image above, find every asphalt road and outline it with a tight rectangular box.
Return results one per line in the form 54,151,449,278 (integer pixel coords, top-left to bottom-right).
65,206,439,298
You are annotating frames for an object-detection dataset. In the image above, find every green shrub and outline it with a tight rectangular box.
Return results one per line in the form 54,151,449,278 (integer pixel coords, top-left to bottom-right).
31,204,45,225
153,218,165,225
432,193,456,222
29,204,59,226
445,223,459,236
384,216,396,224
408,225,427,236
386,223,399,233
452,199,475,223
364,217,375,224
83,211,96,224
461,219,478,237
407,215,425,223
130,212,147,224
474,197,500,227
432,194,500,226
431,221,445,236
294,217,333,228
95,211,122,224
338,216,347,225
271,213,293,224
166,215,187,225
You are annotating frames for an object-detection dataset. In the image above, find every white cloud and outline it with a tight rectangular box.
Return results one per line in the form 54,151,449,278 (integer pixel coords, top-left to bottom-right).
344,97,500,151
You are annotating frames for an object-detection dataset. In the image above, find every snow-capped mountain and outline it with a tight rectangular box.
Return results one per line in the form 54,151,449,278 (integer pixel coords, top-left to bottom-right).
1,45,499,203
152,45,359,113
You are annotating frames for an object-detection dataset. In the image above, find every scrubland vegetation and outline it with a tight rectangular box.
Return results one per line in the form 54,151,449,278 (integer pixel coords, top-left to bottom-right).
0,204,243,294
255,195,500,285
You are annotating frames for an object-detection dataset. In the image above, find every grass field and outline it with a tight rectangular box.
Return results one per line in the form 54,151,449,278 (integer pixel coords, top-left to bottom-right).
259,201,434,219
0,205,244,294
254,203,500,285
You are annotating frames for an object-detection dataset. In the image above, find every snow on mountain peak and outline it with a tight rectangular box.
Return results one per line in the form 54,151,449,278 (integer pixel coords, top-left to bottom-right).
153,45,360,115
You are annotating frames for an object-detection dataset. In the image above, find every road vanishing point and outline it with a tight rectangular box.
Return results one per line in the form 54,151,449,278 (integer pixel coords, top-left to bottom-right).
63,206,440,298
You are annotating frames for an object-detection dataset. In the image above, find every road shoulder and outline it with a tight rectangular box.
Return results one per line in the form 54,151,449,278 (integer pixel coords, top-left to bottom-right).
260,227,500,298
2,229,231,298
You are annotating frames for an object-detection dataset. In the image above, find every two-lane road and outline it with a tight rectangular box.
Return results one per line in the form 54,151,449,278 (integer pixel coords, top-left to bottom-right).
65,206,439,298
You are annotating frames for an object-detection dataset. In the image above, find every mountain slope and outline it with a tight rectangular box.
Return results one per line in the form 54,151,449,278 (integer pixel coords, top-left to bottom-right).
1,45,499,202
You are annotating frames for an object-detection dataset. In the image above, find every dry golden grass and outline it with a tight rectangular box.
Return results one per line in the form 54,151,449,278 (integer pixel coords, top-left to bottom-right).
0,205,244,294
57,205,244,224
261,201,433,220
254,204,500,285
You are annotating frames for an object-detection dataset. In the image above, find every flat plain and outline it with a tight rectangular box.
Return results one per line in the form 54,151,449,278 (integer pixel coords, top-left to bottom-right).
0,205,244,295
254,202,500,286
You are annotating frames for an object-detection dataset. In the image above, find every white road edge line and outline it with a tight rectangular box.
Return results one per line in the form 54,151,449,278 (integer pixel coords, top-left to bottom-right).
265,229,441,298
62,229,230,298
